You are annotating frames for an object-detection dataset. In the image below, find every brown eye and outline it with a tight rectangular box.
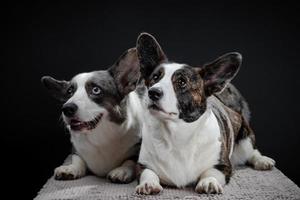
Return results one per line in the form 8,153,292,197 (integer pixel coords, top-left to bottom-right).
92,86,101,95
67,86,74,95
153,74,159,81
177,78,186,88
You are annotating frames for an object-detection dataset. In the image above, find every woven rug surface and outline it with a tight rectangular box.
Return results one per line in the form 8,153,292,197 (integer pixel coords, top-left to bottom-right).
35,156,300,200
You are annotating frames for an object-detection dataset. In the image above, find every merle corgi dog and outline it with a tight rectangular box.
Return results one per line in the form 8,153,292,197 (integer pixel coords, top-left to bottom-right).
135,33,275,194
41,48,144,183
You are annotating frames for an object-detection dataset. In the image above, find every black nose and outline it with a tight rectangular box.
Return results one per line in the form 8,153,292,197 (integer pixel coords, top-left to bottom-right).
148,87,163,101
62,103,78,117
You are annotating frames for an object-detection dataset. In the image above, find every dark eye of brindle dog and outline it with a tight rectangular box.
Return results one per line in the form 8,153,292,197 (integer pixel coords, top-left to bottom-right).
67,85,75,95
177,77,187,88
152,71,161,82
151,68,163,83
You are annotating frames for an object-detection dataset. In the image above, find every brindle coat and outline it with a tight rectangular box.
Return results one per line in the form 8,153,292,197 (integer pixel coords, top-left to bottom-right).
136,33,257,185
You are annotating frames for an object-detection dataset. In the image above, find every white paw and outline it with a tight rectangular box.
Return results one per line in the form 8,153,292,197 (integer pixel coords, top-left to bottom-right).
136,181,163,195
54,165,85,180
253,156,275,170
107,166,135,183
195,177,223,194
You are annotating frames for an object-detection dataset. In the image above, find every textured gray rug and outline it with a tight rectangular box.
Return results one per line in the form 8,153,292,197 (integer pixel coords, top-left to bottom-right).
35,156,300,200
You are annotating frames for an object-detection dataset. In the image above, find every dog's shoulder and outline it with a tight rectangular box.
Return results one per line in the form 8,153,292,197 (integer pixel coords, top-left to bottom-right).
208,96,243,160
208,95,242,136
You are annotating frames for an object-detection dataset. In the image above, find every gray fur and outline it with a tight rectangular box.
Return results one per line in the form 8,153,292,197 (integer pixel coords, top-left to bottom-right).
216,83,251,122
41,76,71,102
84,71,127,124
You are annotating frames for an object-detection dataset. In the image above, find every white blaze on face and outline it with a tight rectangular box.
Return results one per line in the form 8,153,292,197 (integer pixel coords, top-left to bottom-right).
150,63,184,117
64,72,107,121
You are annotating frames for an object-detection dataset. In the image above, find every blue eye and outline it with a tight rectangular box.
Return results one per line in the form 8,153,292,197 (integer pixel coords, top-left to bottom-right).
92,86,101,95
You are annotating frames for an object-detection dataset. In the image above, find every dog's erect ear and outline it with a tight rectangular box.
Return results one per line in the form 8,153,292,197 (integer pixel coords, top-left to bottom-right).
136,32,167,78
109,48,140,97
200,52,242,96
41,76,70,102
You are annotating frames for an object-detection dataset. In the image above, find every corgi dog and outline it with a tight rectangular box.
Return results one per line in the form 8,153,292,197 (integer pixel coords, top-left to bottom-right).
135,33,275,194
41,48,144,183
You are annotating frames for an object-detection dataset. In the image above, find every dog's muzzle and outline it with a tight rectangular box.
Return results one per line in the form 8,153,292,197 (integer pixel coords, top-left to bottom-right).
148,87,163,101
69,113,103,131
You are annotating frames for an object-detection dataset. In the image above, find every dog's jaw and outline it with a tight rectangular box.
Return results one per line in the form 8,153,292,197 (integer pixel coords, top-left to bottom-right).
70,113,103,132
64,112,104,133
148,102,178,120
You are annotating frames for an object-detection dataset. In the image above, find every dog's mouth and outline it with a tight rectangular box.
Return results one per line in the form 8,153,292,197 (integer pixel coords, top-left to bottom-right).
69,113,103,132
148,103,177,116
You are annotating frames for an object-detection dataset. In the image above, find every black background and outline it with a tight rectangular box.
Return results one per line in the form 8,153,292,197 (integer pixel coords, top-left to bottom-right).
3,1,300,199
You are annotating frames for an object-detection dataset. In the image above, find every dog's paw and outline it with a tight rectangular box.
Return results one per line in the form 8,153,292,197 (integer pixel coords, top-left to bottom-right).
54,165,85,180
107,166,135,183
195,177,223,194
136,181,163,195
253,156,275,170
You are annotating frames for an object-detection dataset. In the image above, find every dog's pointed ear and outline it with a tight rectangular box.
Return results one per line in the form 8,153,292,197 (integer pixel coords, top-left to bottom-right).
41,76,70,102
200,52,242,96
109,48,140,97
136,32,167,78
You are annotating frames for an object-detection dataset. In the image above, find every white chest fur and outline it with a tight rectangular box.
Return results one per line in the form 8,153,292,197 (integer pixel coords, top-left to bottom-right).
70,92,142,177
139,109,222,187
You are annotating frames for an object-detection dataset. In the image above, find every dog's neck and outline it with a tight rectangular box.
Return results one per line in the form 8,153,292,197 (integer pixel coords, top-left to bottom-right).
70,117,124,146
151,107,220,147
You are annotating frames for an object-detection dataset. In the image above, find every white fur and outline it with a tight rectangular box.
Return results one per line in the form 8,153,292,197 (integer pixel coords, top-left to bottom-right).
149,63,183,119
196,177,223,194
54,154,86,179
136,169,163,195
126,91,146,132
107,160,136,183
249,150,275,170
231,137,275,170
195,168,225,193
70,117,139,176
57,72,141,178
138,108,222,188
231,137,254,166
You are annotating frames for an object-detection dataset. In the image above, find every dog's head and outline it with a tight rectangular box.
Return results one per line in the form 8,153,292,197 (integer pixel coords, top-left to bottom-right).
137,33,242,123
41,48,139,133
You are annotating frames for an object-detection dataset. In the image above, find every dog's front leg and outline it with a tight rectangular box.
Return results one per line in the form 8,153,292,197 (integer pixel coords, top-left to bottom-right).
54,154,86,180
107,160,136,183
136,168,163,195
195,168,225,194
